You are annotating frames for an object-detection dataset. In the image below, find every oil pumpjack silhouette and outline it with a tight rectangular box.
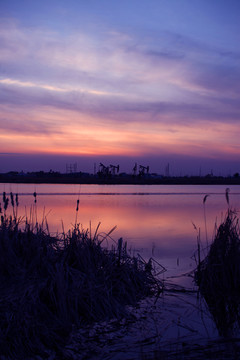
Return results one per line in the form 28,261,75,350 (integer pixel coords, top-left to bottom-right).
132,163,149,177
97,162,149,178
98,163,120,177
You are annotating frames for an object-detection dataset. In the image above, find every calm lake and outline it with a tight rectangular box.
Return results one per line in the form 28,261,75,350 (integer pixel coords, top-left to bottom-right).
1,183,240,285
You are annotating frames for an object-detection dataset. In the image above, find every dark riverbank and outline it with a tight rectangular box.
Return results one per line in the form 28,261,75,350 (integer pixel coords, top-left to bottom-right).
1,171,240,185
0,208,158,359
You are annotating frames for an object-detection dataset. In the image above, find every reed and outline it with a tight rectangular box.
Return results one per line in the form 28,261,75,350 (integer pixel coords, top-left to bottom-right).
195,208,240,338
0,193,160,359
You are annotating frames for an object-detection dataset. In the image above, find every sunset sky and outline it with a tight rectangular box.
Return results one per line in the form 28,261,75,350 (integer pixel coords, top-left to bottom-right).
1,0,240,175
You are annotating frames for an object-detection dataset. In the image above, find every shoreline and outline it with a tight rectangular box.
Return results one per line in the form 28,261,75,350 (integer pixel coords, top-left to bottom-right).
1,173,240,185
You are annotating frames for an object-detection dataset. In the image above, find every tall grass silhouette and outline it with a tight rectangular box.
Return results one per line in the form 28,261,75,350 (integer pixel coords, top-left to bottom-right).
0,192,160,359
195,189,240,338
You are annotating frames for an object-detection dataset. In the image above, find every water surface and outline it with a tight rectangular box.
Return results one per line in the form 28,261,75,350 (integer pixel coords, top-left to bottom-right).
1,183,240,284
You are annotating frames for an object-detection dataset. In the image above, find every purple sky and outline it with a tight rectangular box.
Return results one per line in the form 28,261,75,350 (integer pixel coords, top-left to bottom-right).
1,0,240,175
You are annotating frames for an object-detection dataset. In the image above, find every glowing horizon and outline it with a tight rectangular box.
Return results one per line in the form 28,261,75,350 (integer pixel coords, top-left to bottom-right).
1,1,240,175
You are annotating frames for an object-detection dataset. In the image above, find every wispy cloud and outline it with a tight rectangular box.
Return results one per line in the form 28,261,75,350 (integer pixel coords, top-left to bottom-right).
1,9,240,171
1,76,240,128
2,18,240,102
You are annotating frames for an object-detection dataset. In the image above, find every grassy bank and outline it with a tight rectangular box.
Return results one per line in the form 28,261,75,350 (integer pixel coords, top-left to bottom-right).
2,189,240,359
0,193,161,359
195,208,240,338
194,188,240,351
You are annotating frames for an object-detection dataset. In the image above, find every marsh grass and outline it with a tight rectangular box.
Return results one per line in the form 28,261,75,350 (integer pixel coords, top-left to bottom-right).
195,209,240,338
142,192,240,360
0,193,160,359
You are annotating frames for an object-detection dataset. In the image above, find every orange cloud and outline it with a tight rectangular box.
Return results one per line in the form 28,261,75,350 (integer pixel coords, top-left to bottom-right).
1,100,240,161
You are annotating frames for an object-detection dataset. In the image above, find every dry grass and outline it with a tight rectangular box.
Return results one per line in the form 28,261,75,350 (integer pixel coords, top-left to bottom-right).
142,337,240,360
195,209,240,338
0,193,161,359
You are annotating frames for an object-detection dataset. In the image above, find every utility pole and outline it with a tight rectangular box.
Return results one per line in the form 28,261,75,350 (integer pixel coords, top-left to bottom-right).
165,163,170,177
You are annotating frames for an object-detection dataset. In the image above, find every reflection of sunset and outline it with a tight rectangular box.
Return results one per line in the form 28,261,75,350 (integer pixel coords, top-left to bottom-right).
4,184,240,270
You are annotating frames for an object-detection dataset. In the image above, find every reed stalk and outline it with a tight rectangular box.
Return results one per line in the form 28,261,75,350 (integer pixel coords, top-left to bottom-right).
195,209,240,337
0,193,160,359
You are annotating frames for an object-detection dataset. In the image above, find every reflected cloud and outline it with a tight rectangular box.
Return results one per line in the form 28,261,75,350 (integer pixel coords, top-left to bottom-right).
3,184,238,266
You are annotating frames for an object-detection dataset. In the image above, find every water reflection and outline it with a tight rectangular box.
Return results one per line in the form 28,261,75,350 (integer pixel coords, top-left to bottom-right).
1,184,240,282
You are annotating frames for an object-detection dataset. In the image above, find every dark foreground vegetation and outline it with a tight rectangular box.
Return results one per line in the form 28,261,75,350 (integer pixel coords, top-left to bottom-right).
194,190,240,358
0,195,160,359
195,209,240,338
2,189,240,359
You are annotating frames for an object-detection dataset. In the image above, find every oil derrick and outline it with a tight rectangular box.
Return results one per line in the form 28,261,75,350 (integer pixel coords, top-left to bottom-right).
139,165,149,177
109,164,120,176
132,163,138,176
165,163,170,177
66,163,77,174
98,163,110,177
